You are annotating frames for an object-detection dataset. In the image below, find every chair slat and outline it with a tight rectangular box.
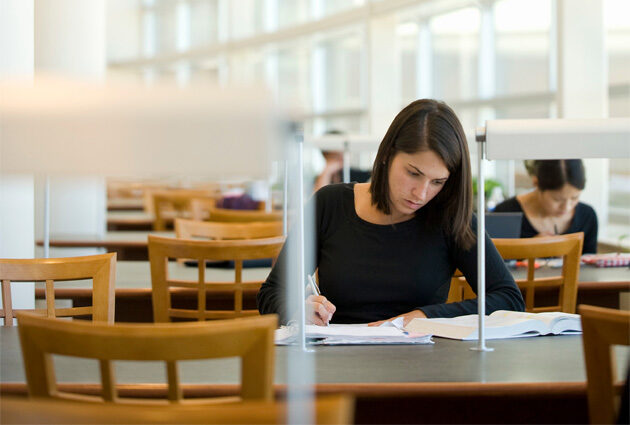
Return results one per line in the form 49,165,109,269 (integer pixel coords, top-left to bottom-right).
99,360,117,402
45,280,56,318
167,361,182,401
1,279,14,326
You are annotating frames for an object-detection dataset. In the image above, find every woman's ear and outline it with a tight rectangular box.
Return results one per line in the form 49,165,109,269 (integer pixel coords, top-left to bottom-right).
531,176,539,188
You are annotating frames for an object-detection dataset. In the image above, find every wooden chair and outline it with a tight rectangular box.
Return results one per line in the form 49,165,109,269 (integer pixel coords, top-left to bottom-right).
447,233,583,313
175,218,283,240
1,395,354,424
205,206,282,223
446,270,475,304
494,233,583,313
16,311,277,404
149,190,218,231
580,305,630,424
148,235,285,322
0,253,116,325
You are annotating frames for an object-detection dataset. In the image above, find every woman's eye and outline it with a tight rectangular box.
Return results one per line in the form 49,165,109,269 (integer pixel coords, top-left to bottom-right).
432,181,445,186
408,170,419,177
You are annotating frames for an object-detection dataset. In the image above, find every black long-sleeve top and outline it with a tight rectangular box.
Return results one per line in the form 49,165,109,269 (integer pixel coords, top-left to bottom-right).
493,197,598,254
257,183,525,324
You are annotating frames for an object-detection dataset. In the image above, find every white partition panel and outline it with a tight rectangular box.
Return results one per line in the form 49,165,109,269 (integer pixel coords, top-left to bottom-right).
0,78,279,179
485,118,630,160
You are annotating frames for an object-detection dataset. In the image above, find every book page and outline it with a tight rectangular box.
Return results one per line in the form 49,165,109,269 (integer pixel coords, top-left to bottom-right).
405,310,582,340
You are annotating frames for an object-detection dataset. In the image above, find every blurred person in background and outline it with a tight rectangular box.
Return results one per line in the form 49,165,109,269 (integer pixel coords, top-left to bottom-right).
313,130,371,192
494,159,598,254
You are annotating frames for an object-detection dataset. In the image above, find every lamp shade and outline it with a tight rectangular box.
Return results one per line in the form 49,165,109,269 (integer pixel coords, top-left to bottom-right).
0,77,280,178
485,118,630,160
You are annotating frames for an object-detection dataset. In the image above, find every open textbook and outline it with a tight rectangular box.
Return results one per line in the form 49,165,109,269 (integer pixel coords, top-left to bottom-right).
275,317,433,345
405,310,582,341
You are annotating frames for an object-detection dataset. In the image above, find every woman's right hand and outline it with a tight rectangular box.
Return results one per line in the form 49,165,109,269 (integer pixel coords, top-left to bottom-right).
306,295,336,326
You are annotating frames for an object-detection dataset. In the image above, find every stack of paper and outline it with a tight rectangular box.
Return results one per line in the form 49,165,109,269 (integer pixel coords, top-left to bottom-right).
275,319,433,345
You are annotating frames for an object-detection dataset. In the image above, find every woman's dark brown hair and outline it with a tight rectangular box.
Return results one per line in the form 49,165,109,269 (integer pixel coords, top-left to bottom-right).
369,99,475,250
531,159,586,191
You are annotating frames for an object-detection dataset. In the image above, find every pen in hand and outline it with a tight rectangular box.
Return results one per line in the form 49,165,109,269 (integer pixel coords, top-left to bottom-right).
307,274,331,326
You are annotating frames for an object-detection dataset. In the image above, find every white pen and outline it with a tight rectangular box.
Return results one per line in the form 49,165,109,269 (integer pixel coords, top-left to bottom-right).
307,273,321,296
307,274,329,326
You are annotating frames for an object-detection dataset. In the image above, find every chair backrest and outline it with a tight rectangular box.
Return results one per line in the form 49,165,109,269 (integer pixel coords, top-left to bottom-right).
148,235,285,322
190,197,218,221
0,253,116,325
206,206,283,223
493,233,583,313
16,312,277,404
150,190,217,231
175,218,283,240
1,394,354,424
446,270,476,304
579,304,630,424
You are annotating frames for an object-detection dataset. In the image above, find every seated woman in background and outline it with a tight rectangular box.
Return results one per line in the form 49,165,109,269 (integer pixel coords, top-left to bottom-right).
257,99,525,326
494,160,598,254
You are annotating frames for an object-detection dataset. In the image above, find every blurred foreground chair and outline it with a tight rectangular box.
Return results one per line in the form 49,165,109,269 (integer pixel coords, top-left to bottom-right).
447,233,583,313
1,394,354,424
580,305,630,424
175,218,283,240
149,235,285,322
0,253,116,325
16,312,276,404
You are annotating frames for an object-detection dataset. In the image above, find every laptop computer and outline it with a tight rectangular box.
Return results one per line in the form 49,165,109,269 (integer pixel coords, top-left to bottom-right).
485,212,523,239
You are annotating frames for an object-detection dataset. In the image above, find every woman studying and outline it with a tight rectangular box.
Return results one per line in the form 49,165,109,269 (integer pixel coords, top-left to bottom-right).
494,160,598,254
257,99,525,326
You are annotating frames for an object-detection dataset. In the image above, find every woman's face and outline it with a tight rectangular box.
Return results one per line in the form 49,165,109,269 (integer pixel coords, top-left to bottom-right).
387,150,450,221
538,184,581,217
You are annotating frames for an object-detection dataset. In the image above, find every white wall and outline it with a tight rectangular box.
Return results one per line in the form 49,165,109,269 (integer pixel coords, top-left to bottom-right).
0,0,36,321
556,0,609,238
33,0,108,258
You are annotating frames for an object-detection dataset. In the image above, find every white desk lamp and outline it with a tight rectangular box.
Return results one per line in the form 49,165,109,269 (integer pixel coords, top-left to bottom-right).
473,117,630,351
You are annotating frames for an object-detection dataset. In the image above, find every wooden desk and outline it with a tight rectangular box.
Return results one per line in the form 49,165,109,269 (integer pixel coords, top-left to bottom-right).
511,265,630,309
107,198,144,211
36,231,173,261
35,262,628,323
1,327,628,424
107,211,155,231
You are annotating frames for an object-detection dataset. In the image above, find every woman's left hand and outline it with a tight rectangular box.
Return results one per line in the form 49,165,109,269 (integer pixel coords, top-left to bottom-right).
367,309,427,327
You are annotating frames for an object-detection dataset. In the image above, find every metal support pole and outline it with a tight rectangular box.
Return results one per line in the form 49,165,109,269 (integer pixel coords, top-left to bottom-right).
472,127,493,352
43,176,50,259
283,161,289,236
296,132,307,352
342,140,350,183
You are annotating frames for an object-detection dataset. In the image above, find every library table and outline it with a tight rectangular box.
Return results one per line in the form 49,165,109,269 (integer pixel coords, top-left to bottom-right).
107,198,144,211
36,231,173,261
107,211,155,231
35,262,629,322
1,327,628,424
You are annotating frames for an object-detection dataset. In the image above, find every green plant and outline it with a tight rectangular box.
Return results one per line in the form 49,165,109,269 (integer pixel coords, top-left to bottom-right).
617,234,629,253
472,177,502,198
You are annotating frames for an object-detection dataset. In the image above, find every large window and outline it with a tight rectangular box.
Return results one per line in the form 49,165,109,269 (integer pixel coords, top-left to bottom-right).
108,0,628,245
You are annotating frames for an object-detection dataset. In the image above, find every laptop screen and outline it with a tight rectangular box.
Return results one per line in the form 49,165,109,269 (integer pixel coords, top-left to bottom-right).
485,212,523,239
